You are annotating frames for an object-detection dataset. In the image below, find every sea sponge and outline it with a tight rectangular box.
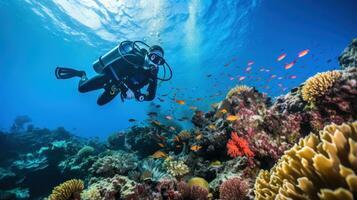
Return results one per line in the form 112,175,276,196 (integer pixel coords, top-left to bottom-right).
227,132,254,158
47,179,84,200
163,158,189,177
226,85,252,99
254,121,357,200
188,177,209,190
301,70,342,104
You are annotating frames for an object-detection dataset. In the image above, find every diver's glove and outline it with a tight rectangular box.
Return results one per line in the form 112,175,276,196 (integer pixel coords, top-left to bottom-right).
120,90,134,102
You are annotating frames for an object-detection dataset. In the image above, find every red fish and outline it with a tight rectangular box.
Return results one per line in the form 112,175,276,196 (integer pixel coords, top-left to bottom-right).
298,49,309,58
285,61,296,69
239,76,246,81
277,53,287,61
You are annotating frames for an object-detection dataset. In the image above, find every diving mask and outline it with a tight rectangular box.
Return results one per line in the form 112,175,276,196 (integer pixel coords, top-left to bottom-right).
148,53,165,65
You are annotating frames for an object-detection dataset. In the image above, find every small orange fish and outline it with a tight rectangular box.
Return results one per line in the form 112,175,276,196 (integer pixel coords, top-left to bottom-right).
176,145,182,148
298,49,309,58
151,151,167,159
158,143,165,148
277,53,287,61
175,100,186,105
219,109,227,113
195,134,203,140
152,120,161,126
190,145,202,151
226,115,239,121
284,61,296,69
208,124,216,130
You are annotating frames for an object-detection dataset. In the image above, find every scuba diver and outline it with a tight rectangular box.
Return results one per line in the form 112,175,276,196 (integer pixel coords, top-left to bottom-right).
55,41,172,106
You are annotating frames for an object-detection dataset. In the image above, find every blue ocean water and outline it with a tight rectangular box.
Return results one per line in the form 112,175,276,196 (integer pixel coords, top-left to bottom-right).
0,0,356,139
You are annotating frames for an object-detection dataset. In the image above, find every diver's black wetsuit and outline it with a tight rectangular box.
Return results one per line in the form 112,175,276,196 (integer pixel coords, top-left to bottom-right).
78,52,158,105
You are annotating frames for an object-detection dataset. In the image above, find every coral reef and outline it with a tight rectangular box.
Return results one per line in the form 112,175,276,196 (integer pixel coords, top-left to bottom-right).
301,70,342,104
339,38,357,69
254,122,357,200
226,132,254,158
47,179,84,200
163,158,190,177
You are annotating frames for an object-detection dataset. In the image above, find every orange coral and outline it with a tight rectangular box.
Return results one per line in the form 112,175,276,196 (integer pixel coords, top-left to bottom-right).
226,132,254,158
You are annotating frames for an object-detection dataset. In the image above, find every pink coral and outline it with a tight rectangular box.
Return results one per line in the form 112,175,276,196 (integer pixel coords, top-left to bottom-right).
219,177,249,200
227,132,254,158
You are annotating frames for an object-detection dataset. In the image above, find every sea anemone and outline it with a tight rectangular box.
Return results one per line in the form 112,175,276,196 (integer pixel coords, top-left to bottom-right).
226,85,252,99
301,70,342,104
254,121,357,200
47,179,84,200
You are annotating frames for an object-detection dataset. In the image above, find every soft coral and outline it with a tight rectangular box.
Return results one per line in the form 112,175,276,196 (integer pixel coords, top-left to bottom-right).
227,132,254,158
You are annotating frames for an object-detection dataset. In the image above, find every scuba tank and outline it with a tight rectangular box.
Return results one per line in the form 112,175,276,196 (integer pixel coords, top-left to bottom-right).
92,41,144,74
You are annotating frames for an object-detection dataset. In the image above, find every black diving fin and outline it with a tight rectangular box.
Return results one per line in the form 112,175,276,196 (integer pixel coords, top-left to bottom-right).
55,67,86,79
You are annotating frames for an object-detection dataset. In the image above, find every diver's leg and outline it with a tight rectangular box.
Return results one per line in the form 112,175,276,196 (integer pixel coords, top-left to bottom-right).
78,74,109,93
97,85,119,106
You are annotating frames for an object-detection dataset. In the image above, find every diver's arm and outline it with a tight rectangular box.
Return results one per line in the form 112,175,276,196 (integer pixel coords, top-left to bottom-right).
144,76,158,101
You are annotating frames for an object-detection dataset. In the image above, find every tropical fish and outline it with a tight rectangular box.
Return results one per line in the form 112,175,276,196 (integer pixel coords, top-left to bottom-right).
209,160,222,168
284,61,296,69
207,74,212,77
247,61,254,66
128,119,136,122
289,75,297,79
226,115,239,121
169,126,176,131
195,134,203,140
245,66,252,71
152,120,161,126
219,109,227,114
175,99,186,105
190,145,202,151
277,53,287,61
158,97,165,102
151,151,167,159
189,106,198,110
165,115,173,120
158,143,165,148
148,112,158,117
229,77,234,81
298,49,309,57
239,76,246,81
208,124,216,130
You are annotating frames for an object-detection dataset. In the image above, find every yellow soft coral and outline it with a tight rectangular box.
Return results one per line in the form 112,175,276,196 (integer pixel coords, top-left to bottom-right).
226,85,252,99
301,70,341,104
254,121,357,200
48,179,84,200
81,186,101,200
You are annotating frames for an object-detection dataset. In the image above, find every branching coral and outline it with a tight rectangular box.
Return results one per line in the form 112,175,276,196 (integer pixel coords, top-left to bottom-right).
301,70,342,104
89,151,137,177
219,177,249,200
227,132,254,158
226,85,252,99
254,121,357,200
47,179,84,200
163,158,189,177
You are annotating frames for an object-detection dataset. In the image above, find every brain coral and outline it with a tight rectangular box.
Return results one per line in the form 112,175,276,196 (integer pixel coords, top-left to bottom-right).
301,70,342,104
48,179,84,200
254,121,357,200
226,85,252,99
